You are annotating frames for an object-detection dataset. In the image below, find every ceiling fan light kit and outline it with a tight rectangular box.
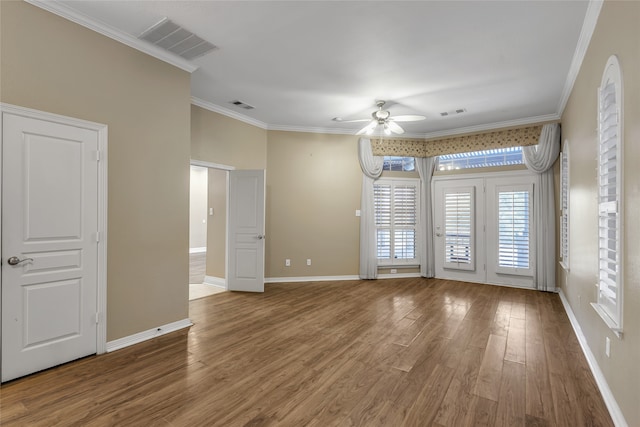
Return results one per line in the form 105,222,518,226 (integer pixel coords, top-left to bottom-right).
340,100,426,136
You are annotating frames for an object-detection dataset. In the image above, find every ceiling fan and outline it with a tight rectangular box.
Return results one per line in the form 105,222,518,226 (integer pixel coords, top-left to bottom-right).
333,100,426,136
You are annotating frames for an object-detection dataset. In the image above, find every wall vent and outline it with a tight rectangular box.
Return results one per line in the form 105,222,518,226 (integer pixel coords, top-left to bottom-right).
440,108,467,117
230,100,255,110
139,18,218,60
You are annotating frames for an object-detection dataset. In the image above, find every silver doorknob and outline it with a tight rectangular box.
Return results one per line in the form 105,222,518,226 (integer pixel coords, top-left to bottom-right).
257,235,265,240
7,256,34,266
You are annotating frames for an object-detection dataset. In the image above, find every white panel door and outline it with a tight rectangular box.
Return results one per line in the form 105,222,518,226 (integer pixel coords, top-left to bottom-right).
2,113,99,382
227,170,265,292
434,178,486,283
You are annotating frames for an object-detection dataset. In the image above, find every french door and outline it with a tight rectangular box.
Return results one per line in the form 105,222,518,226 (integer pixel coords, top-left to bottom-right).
433,171,536,288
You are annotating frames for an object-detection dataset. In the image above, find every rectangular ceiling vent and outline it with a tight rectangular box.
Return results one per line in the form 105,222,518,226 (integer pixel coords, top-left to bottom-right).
139,18,218,61
230,100,255,110
440,108,467,117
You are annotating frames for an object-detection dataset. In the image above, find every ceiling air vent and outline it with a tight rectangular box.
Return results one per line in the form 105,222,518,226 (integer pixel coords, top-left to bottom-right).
230,100,255,110
139,18,218,60
440,108,467,117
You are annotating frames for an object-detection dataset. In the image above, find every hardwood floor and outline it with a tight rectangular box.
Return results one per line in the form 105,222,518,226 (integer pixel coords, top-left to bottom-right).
0,278,613,426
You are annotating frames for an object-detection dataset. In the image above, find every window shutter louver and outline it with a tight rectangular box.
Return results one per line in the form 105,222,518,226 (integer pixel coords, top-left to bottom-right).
497,189,530,272
374,179,419,265
443,188,475,271
560,147,569,267
597,79,621,326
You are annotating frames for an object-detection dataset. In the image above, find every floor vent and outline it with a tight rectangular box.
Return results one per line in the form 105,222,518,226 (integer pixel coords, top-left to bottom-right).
139,18,218,61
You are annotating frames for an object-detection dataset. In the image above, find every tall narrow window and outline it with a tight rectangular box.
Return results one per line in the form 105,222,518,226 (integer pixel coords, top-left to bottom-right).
443,187,475,271
374,179,419,265
560,140,570,269
592,55,623,335
496,185,532,275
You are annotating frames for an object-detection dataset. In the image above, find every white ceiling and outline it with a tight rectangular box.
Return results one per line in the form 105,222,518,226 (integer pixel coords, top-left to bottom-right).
50,1,593,137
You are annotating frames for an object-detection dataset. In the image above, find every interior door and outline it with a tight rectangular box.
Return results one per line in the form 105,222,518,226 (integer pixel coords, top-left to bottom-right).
1,112,99,382
434,178,486,283
227,170,265,292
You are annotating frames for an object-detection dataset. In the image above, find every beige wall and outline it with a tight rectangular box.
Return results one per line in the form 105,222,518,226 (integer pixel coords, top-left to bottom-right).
0,2,192,341
206,168,227,279
560,1,640,425
191,105,267,169
266,131,362,277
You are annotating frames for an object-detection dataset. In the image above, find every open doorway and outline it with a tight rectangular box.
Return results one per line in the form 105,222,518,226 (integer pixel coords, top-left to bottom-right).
189,162,230,300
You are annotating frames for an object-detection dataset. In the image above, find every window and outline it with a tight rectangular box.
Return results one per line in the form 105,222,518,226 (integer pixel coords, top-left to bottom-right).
383,156,415,172
560,140,570,269
592,55,623,335
443,187,475,271
374,178,419,265
438,147,523,170
496,185,532,276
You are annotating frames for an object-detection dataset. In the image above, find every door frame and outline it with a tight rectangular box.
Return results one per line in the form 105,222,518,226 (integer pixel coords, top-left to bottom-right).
0,103,108,365
189,159,235,290
432,169,536,289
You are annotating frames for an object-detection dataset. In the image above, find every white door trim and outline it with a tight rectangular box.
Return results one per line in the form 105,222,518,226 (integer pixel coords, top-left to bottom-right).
190,160,233,290
0,103,108,356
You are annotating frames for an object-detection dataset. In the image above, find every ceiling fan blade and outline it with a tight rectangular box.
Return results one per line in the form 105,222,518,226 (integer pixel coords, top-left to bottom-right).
390,115,426,122
334,118,372,123
387,121,405,135
356,120,377,135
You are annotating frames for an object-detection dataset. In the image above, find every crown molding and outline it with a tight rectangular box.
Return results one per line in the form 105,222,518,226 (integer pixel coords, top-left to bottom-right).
422,113,560,139
191,97,268,129
25,0,198,73
556,0,604,116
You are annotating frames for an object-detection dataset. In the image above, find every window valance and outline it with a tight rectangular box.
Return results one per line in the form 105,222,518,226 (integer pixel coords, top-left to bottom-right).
371,124,545,158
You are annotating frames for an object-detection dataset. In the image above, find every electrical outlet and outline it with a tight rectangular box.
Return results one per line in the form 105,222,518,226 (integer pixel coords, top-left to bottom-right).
390,269,397,274
285,259,291,267
307,259,311,266
605,337,611,358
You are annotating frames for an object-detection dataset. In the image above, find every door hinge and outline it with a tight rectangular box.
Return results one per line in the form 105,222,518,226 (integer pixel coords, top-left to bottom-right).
96,150,101,161
96,231,100,243
95,312,100,324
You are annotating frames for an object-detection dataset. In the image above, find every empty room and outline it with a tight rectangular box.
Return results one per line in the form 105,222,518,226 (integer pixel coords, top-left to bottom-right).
0,1,638,426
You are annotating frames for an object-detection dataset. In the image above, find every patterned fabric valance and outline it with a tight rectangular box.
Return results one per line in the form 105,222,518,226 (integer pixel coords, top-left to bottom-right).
371,125,544,158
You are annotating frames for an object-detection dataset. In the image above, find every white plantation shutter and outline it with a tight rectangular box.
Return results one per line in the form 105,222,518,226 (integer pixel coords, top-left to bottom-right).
560,145,569,268
443,188,475,271
374,179,419,265
496,186,532,275
593,56,623,332
375,184,392,260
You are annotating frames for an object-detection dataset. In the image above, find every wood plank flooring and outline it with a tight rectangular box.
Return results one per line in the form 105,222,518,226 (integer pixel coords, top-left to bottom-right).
0,278,613,426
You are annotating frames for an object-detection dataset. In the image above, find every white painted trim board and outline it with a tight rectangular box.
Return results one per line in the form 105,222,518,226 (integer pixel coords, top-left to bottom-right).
106,318,193,353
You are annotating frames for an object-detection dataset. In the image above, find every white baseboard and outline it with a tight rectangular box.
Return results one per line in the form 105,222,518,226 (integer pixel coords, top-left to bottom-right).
106,318,193,353
189,247,206,254
558,289,628,427
265,275,360,283
377,272,422,279
204,275,226,288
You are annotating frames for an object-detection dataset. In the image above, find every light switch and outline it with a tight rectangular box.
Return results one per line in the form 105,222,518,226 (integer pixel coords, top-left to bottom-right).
355,210,361,217
209,208,213,216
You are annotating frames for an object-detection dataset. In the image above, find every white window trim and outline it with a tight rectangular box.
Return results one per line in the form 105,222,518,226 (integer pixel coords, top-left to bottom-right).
559,140,570,271
375,177,421,267
591,54,624,337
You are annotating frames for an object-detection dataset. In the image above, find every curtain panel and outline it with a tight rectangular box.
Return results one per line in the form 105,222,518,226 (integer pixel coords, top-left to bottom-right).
358,138,383,279
523,123,561,291
416,157,438,278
